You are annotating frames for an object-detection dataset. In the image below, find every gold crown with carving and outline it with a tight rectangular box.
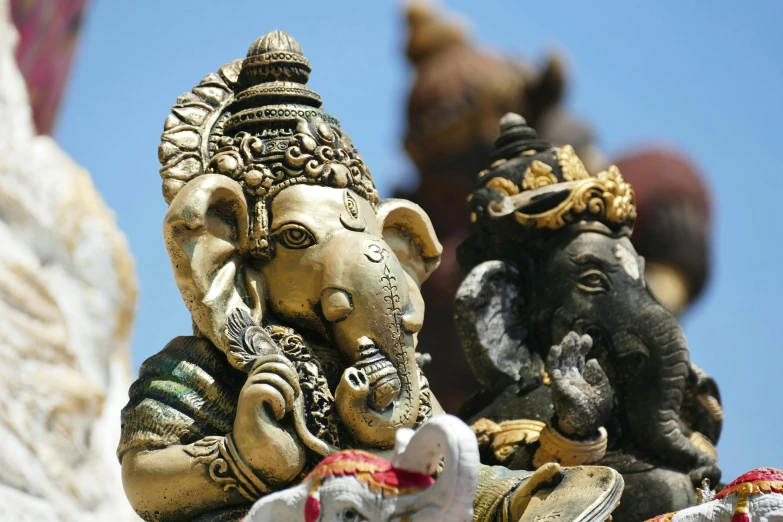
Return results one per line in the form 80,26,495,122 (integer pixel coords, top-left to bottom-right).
158,30,379,258
468,113,636,237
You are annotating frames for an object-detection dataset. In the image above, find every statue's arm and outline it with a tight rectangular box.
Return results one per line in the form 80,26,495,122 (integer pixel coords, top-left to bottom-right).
121,443,246,521
121,354,308,520
122,415,305,520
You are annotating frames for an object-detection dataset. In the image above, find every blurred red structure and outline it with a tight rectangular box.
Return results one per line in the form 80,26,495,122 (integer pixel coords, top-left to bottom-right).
10,0,88,135
614,149,711,316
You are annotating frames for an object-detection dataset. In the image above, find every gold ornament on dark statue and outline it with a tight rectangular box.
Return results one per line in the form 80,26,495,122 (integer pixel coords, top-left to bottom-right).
481,113,636,235
512,165,636,230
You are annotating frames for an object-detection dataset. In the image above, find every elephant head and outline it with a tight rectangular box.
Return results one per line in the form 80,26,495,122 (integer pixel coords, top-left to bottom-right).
536,226,710,472
244,415,480,522
158,31,441,450
165,175,441,448
454,113,719,477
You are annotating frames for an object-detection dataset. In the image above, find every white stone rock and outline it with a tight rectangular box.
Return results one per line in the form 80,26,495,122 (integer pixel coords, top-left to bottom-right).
0,1,138,520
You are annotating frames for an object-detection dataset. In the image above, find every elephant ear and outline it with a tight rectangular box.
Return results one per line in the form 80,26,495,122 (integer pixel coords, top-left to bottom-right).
454,260,541,392
375,199,442,287
163,174,265,353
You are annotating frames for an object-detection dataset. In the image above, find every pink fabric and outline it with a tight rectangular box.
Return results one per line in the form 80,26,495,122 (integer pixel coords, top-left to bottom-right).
10,0,89,134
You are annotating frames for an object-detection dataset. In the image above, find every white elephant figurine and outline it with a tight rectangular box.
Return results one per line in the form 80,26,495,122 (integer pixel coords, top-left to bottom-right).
244,414,479,522
647,468,783,522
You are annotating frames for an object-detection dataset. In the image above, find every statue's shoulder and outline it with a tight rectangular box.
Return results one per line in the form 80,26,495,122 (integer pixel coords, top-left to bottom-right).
137,335,238,380
117,336,245,460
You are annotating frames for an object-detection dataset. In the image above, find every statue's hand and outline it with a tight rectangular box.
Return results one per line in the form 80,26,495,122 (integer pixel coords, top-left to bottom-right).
547,332,613,437
240,354,300,421
689,455,721,489
233,354,306,486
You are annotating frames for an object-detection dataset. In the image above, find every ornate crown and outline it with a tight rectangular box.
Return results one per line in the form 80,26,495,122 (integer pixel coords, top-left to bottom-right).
469,113,636,238
158,30,379,258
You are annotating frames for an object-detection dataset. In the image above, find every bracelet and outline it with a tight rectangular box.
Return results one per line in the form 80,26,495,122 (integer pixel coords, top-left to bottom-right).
220,432,270,500
471,418,546,464
533,421,607,467
184,434,270,501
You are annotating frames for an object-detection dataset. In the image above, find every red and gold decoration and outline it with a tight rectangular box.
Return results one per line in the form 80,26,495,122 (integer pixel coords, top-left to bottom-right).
716,468,783,522
302,450,435,522
647,468,783,522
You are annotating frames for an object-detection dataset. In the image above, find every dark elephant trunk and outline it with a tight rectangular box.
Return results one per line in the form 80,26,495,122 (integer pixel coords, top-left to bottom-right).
612,303,707,470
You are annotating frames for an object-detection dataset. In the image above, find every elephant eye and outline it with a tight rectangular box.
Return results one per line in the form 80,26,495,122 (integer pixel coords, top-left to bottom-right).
273,224,316,250
341,507,364,521
576,269,610,293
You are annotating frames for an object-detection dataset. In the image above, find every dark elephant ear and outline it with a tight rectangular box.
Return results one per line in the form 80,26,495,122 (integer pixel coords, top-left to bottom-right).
454,260,542,392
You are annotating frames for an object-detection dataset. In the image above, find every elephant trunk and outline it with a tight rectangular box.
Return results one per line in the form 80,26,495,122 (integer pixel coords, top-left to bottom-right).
335,337,421,447
390,416,479,522
323,235,423,448
612,303,708,470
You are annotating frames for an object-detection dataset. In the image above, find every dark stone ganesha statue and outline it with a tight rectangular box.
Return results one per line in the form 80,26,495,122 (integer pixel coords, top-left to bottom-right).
454,113,724,522
119,31,625,522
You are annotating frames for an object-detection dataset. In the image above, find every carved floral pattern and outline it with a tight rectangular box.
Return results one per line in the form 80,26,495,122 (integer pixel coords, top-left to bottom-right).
521,160,558,191
557,144,590,182
514,165,636,230
207,117,378,206
486,176,520,197
184,437,245,497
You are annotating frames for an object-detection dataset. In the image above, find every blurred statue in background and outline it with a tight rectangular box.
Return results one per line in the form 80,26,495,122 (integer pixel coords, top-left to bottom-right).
396,1,715,412
0,1,138,520
121,29,624,522
454,114,722,522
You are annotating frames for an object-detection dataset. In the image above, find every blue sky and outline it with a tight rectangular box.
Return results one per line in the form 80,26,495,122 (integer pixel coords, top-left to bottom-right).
57,1,782,479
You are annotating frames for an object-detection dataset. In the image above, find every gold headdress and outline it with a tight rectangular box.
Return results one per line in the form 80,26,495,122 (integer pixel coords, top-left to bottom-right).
470,113,636,237
158,30,379,258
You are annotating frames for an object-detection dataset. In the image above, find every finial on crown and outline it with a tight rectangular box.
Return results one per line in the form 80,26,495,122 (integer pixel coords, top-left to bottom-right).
499,112,526,132
489,113,550,163
224,30,334,134
242,29,312,85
